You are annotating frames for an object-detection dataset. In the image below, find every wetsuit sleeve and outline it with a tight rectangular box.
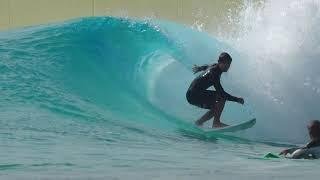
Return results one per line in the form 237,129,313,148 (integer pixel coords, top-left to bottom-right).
212,75,239,102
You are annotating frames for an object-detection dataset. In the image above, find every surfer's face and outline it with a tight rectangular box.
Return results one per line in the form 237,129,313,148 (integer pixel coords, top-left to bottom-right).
219,61,231,72
307,120,320,140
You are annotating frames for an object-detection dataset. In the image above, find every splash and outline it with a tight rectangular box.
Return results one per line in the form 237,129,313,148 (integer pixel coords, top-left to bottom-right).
215,0,320,142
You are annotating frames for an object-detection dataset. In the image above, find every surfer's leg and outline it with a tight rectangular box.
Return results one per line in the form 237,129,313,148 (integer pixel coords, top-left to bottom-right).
212,96,227,128
193,90,217,126
195,109,215,126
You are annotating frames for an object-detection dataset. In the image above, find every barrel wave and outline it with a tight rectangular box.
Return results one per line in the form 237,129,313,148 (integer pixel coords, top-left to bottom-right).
1,2,320,179
0,16,241,141
1,13,318,145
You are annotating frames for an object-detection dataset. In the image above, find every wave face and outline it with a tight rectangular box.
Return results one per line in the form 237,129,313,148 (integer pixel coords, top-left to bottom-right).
0,17,235,143
1,5,320,145
2,0,320,146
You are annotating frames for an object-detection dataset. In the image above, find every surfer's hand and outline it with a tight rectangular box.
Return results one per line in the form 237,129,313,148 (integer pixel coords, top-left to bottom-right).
237,97,244,105
279,149,289,155
192,65,200,74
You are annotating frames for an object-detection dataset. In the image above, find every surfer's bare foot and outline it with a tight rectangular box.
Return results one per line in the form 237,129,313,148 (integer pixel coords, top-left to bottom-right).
212,122,229,128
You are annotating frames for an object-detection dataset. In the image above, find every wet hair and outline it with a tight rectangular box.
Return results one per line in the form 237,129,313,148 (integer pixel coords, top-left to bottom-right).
308,120,320,139
218,52,232,63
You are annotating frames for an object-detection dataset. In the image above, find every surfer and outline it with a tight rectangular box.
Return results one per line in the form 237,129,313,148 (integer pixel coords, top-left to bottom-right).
279,120,320,159
186,52,244,128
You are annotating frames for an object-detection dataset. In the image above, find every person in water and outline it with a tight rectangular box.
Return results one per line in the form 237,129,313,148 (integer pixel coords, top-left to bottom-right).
279,120,320,159
186,52,244,128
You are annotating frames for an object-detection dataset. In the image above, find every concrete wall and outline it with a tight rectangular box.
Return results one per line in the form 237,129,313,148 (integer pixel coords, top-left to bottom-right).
0,0,10,30
0,0,241,31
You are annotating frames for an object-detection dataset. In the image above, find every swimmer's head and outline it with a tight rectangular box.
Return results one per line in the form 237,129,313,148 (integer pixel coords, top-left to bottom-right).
308,120,320,140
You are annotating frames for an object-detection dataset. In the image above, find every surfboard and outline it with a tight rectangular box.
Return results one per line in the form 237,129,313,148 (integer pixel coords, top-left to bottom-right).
201,118,256,133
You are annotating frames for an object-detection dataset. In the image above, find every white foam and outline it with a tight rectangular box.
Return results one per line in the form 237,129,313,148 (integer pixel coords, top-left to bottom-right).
219,0,320,143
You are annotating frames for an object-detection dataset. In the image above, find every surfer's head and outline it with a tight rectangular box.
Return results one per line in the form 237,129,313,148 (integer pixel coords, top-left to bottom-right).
218,52,232,72
308,120,320,140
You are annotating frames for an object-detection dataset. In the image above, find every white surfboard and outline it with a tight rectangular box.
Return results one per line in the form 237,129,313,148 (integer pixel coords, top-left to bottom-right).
202,118,256,133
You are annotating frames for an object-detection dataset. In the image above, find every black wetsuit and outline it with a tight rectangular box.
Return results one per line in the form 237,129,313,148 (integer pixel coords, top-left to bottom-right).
305,139,320,149
186,63,239,109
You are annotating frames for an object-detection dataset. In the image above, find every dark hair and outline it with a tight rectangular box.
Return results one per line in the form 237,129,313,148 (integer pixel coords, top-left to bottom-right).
218,52,232,63
308,120,320,138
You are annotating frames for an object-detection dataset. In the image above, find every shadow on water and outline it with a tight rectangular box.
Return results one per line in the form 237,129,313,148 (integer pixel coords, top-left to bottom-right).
0,163,75,171
176,123,298,149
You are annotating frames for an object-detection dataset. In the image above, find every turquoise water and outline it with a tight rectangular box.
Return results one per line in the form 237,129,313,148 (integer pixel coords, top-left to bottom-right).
1,1,320,178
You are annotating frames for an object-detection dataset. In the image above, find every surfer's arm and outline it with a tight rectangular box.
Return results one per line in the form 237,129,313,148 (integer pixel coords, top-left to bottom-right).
213,77,239,102
279,147,301,155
